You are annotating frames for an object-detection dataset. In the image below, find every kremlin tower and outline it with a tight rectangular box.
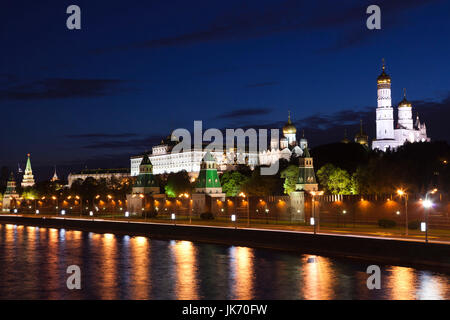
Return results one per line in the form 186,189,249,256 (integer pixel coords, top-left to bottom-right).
21,154,35,187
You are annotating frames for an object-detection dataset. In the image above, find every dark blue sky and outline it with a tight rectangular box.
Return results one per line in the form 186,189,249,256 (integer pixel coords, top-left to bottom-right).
1,0,450,180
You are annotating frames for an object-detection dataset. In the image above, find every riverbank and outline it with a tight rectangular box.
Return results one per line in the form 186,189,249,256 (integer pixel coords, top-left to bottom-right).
1,214,449,271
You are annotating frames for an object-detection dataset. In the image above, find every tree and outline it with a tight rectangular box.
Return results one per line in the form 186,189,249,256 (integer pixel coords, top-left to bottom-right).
241,167,283,196
220,171,249,196
328,167,352,195
165,171,192,198
317,164,353,194
280,165,299,195
317,163,336,191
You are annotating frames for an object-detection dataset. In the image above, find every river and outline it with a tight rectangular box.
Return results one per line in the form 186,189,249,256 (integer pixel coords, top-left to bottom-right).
0,223,449,299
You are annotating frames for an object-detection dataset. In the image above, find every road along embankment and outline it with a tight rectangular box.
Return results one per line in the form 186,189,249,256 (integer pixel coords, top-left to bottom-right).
0,215,449,270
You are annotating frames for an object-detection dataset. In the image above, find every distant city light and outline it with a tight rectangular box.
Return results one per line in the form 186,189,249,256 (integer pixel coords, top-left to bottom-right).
125,211,130,217
89,211,93,216
61,210,66,215
310,217,315,226
171,213,176,220
35,210,39,214
231,214,236,222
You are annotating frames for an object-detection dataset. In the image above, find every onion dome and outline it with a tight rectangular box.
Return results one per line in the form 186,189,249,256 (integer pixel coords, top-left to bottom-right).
354,120,368,146
377,59,391,84
398,88,412,108
282,111,297,135
341,129,350,144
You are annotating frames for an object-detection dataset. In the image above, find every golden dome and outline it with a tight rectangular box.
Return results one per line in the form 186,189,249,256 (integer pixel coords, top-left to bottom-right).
354,120,368,146
398,89,412,107
282,111,297,135
377,59,391,84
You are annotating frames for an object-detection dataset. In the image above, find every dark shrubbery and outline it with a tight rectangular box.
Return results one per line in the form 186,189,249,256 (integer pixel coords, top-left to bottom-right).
200,212,214,220
408,220,420,230
378,219,397,228
144,211,158,218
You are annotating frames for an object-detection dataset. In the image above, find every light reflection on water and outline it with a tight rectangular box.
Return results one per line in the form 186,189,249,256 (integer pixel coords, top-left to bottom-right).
0,223,449,300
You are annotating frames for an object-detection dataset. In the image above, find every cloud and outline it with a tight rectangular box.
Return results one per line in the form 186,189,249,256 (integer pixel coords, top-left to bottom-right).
0,78,131,101
234,91,450,146
66,133,139,139
216,108,273,119
245,81,279,88
0,73,18,85
81,135,162,151
93,0,442,55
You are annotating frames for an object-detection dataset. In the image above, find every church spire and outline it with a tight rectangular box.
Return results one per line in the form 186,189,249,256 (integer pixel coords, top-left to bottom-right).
51,166,59,182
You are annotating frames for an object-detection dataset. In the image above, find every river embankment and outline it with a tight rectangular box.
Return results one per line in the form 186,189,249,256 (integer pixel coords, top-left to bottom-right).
0,214,449,270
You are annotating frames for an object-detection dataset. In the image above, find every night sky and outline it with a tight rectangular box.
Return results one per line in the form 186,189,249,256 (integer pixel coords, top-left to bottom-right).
1,0,450,181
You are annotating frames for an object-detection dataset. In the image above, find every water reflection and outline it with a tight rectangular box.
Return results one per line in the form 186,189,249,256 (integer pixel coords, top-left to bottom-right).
301,255,335,299
98,233,118,299
229,246,254,299
171,241,199,300
0,224,449,300
129,236,151,299
387,266,417,299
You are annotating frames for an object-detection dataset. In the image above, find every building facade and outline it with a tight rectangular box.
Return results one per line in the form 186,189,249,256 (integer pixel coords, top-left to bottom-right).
372,61,430,151
130,135,259,178
68,168,130,187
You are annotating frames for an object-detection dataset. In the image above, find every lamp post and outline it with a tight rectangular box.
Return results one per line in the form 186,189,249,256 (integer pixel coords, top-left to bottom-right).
422,188,437,243
239,192,249,227
310,191,324,234
52,195,58,215
397,189,408,236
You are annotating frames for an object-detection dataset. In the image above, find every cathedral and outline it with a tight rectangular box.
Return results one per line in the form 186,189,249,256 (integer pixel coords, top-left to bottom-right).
372,61,430,151
259,111,307,165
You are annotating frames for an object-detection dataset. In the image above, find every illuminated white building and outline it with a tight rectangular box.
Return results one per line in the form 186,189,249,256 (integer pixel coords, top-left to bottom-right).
130,135,259,178
372,61,430,151
130,113,308,177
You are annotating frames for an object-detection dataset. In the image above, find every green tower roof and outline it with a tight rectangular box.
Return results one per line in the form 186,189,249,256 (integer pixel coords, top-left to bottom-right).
196,152,221,189
133,155,159,188
303,147,311,158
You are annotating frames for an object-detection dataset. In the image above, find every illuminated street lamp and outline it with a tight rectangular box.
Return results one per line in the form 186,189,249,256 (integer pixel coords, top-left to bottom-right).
422,189,437,243
61,210,66,216
396,189,409,236
171,213,176,225
239,192,250,227
35,209,39,214
125,211,130,218
310,190,324,234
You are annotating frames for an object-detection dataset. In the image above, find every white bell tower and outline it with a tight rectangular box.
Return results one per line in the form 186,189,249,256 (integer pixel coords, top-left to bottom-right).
397,88,413,130
375,60,395,140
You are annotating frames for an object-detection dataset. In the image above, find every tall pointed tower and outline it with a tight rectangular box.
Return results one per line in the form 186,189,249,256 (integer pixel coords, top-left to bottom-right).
295,147,318,192
375,60,394,140
2,172,19,210
51,166,59,182
21,154,35,187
